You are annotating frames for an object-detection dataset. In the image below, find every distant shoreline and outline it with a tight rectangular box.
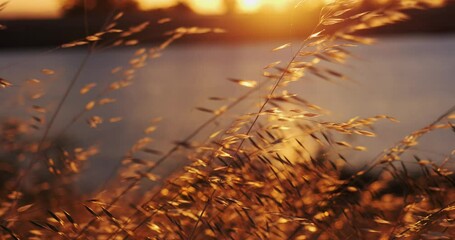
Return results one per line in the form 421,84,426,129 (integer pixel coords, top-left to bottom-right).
1,5,454,48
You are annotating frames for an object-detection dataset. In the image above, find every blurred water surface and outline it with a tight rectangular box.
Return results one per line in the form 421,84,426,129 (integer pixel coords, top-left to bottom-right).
1,35,454,187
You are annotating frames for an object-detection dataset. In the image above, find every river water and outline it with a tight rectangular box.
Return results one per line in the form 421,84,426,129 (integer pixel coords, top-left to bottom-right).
1,35,454,187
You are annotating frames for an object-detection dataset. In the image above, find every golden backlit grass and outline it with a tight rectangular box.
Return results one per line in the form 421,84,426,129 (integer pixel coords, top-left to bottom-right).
0,0,454,239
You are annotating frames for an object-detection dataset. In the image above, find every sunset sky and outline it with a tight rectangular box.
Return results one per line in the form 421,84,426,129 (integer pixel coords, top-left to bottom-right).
0,0,448,19
0,0,304,19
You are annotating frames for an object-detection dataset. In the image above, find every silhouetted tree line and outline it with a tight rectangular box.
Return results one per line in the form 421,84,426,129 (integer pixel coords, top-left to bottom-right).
62,0,239,16
62,0,139,17
62,0,450,17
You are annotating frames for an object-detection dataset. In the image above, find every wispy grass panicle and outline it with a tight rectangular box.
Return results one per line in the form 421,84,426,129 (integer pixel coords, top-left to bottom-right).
0,0,454,239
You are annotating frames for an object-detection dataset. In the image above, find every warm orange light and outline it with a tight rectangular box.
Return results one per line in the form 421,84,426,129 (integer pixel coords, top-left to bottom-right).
421,0,445,7
0,0,61,19
140,0,293,15
323,0,336,4
0,0,313,18
187,0,226,15
238,0,262,13
140,0,176,9
141,0,226,15
371,0,392,5
262,1,290,12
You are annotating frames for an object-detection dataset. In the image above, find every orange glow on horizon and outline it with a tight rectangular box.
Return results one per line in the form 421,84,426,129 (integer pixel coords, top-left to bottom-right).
0,0,337,19
139,0,177,10
0,0,61,19
187,0,226,15
238,0,262,13
141,0,293,14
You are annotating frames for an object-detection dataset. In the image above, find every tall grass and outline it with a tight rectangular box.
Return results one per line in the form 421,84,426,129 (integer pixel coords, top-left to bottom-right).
1,0,454,239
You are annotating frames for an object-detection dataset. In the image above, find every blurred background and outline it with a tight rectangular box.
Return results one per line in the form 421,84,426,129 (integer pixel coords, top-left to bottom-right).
0,0,454,45
0,0,454,190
